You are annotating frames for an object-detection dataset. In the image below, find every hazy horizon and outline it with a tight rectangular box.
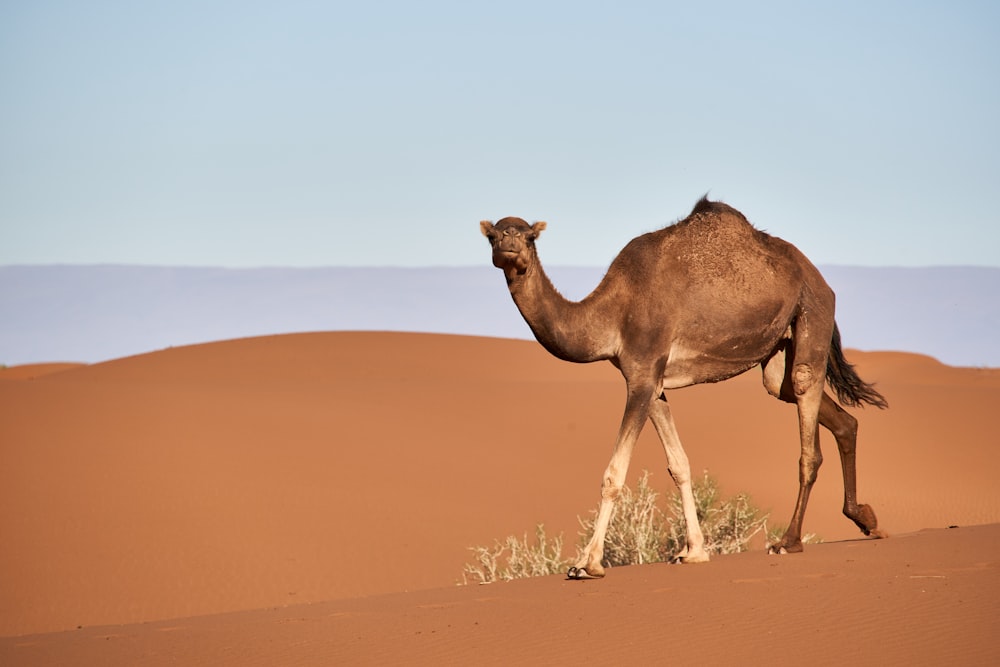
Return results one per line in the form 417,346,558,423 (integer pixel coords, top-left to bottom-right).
3,264,997,368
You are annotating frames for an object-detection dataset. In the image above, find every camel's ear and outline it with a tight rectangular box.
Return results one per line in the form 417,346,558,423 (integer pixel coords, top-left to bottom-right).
480,220,496,239
530,221,547,239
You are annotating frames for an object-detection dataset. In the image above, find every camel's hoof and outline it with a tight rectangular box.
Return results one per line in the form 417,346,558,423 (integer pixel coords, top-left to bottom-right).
852,504,881,536
868,528,889,539
670,552,710,564
767,542,803,555
566,566,603,580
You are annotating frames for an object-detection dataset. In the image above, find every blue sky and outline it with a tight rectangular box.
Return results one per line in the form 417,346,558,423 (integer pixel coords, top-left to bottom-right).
2,1,998,268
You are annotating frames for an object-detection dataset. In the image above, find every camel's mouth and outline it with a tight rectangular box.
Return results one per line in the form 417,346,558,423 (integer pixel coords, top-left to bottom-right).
493,249,520,262
491,248,525,271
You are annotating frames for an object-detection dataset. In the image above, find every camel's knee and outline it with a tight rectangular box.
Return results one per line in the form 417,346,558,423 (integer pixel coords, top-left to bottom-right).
600,476,622,501
799,451,823,485
668,467,690,488
792,363,820,396
664,450,692,487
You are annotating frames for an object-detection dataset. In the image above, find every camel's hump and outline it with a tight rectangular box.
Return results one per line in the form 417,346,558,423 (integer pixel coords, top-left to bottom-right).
688,195,748,222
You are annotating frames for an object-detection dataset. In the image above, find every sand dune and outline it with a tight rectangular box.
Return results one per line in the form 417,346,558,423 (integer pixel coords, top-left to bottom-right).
3,525,996,666
1,332,997,663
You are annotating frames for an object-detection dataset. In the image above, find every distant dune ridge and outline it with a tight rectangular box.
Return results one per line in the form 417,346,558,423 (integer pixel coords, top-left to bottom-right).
1,265,998,366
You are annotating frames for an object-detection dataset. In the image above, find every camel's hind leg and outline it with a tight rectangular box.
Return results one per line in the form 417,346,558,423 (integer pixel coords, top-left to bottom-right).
762,338,883,553
818,394,884,538
762,335,826,553
773,377,825,554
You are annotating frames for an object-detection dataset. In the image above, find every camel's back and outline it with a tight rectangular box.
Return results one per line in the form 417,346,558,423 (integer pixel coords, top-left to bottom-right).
606,197,829,317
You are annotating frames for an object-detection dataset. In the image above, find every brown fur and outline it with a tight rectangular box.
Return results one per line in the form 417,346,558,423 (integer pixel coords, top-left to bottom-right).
481,197,887,576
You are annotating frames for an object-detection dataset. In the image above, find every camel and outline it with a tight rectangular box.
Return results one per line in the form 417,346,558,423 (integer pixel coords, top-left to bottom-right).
480,196,888,579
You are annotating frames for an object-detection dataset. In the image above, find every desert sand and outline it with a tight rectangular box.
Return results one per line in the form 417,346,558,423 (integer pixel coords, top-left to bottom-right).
1,332,998,664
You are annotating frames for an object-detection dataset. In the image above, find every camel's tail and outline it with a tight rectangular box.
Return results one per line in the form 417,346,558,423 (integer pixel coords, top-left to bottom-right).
826,323,889,409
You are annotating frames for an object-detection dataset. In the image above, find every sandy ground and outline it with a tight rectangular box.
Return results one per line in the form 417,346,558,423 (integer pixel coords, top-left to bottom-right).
1,332,998,664
3,525,996,666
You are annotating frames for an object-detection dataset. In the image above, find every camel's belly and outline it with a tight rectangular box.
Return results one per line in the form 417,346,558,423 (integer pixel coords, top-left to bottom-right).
660,332,786,390
660,360,757,390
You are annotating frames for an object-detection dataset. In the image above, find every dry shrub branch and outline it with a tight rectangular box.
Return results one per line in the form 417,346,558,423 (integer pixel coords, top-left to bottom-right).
462,471,775,584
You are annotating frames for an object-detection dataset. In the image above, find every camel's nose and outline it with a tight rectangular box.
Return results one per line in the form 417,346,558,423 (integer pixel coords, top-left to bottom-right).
503,227,521,237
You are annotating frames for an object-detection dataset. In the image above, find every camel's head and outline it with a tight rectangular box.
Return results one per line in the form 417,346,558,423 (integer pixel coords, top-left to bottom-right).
480,217,547,277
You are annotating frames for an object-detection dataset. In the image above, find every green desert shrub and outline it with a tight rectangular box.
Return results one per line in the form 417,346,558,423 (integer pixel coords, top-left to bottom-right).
462,471,770,583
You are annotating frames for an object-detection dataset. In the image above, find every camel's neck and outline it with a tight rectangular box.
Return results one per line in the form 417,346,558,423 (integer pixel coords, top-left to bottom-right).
505,253,617,363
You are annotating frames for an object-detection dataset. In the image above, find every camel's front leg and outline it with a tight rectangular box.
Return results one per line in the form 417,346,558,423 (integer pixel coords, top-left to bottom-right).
648,399,708,563
568,383,653,580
